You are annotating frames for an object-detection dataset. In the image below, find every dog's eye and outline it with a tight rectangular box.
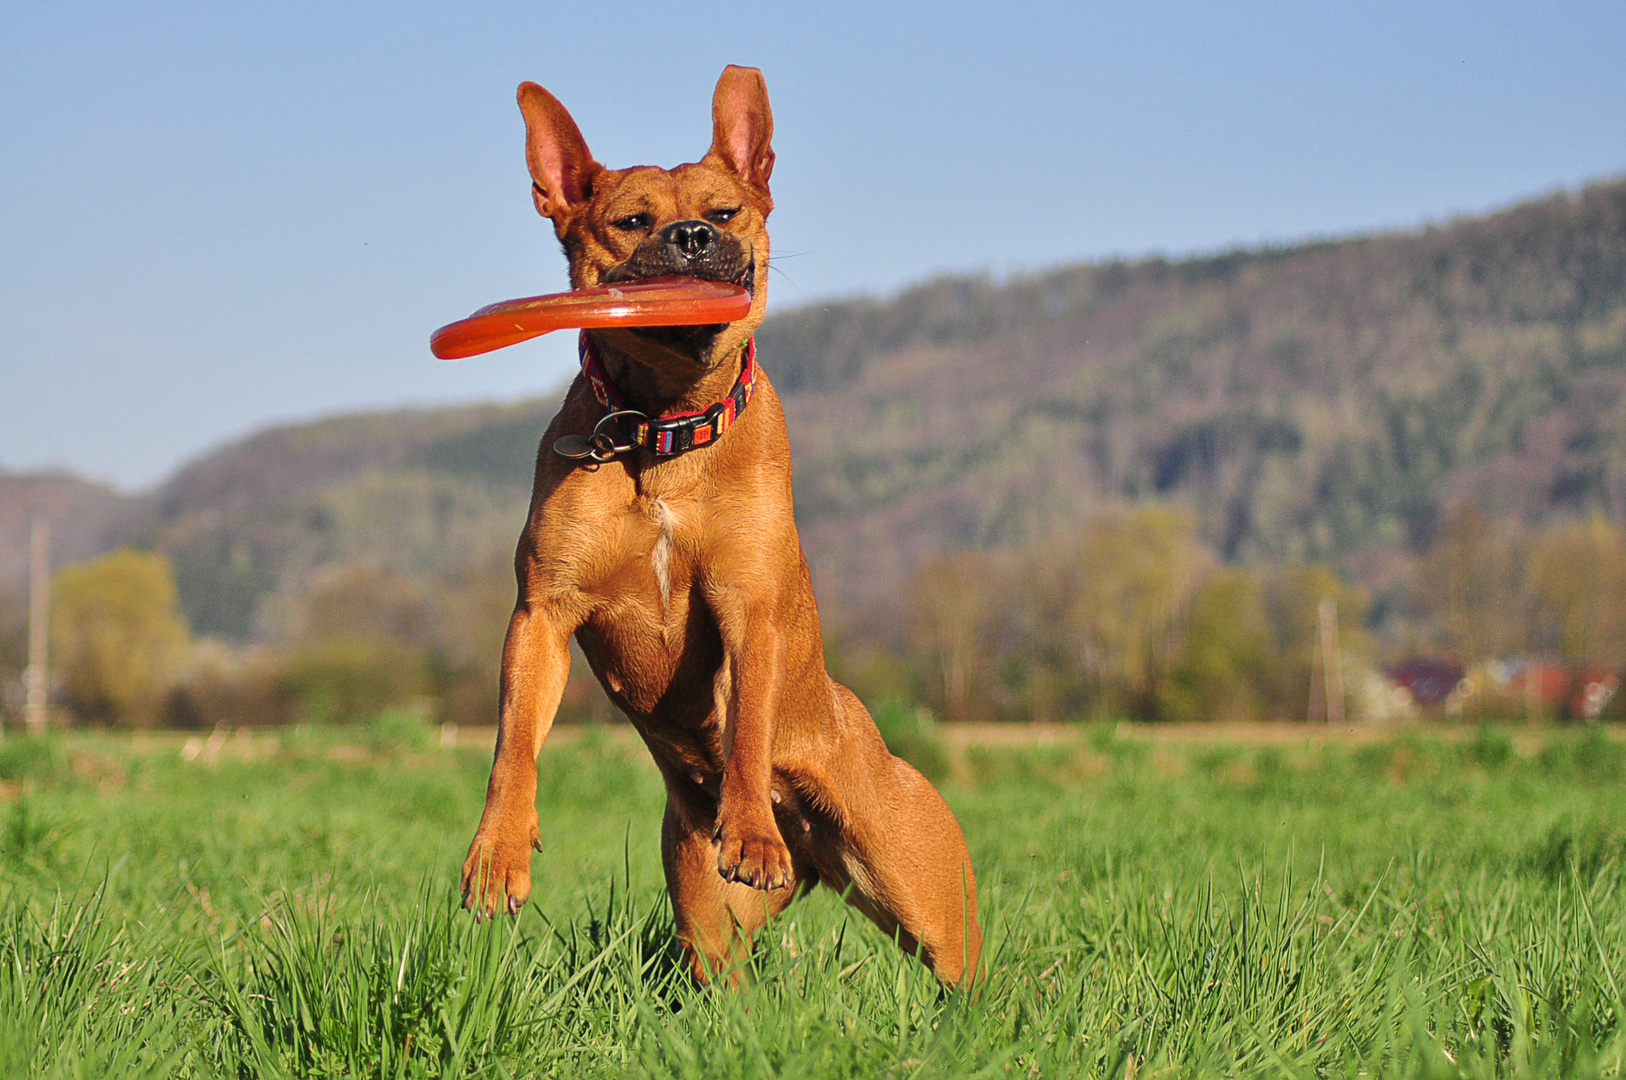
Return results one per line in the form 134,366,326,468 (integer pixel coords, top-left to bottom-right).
612,213,653,232
704,207,740,225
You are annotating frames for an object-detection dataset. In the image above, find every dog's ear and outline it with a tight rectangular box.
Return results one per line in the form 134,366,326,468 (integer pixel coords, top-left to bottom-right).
704,65,774,192
517,82,601,222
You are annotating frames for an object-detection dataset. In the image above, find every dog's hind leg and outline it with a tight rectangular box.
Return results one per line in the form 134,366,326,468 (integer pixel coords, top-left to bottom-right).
817,686,984,988
660,783,799,986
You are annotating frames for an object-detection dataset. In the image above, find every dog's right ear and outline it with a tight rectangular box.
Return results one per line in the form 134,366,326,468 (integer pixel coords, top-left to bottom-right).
705,65,774,193
517,82,601,223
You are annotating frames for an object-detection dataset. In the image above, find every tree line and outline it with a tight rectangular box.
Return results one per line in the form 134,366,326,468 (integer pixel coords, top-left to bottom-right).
839,502,1626,725
10,498,1624,729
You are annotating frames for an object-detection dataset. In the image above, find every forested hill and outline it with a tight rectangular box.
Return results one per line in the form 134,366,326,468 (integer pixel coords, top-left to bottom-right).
765,177,1626,609
4,177,1625,644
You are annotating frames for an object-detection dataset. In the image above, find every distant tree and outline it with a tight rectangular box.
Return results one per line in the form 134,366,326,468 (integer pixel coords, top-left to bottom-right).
1525,517,1626,666
1006,542,1089,722
294,562,435,645
1159,568,1272,724
1076,506,1210,718
426,554,524,726
51,549,191,726
1416,500,1522,661
281,562,433,724
1014,506,1210,720
0,583,26,720
907,552,1000,723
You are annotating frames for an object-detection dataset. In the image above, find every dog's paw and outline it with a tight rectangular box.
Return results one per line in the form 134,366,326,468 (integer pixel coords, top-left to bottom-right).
714,817,793,891
460,815,543,919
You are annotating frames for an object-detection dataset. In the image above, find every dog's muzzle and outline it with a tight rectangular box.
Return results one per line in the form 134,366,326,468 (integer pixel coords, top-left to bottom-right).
605,222,754,293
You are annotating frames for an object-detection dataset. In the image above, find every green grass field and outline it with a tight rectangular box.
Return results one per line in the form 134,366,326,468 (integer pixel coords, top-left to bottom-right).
2,722,1624,1078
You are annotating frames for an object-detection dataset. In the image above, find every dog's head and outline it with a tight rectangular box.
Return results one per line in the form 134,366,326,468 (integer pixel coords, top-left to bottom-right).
517,66,773,373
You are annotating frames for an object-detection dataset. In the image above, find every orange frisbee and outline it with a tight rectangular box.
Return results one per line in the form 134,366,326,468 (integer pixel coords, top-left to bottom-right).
430,276,752,360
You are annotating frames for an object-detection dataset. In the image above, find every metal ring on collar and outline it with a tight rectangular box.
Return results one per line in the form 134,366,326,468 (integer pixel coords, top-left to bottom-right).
553,409,650,463
590,409,648,459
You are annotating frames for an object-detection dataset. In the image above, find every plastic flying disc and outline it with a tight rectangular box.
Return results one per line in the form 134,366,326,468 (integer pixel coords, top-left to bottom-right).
430,277,753,360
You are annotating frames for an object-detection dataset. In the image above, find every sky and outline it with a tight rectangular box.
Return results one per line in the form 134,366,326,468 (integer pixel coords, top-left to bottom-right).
3,1,1624,491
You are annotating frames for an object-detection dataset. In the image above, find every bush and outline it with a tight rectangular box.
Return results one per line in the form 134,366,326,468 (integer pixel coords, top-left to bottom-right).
166,643,295,728
280,638,428,725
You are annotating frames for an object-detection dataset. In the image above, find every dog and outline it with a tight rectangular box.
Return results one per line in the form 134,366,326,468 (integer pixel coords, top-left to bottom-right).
460,65,982,987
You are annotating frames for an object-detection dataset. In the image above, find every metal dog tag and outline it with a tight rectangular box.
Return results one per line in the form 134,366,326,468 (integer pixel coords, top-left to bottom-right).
553,434,595,459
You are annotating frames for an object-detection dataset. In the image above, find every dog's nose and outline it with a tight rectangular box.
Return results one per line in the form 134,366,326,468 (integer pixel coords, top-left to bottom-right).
662,220,715,259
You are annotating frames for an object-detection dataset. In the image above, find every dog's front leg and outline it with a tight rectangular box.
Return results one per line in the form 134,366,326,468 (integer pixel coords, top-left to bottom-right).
461,601,571,917
712,615,794,891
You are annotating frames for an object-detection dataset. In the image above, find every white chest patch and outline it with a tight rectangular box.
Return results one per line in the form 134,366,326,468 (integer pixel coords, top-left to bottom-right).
651,498,676,612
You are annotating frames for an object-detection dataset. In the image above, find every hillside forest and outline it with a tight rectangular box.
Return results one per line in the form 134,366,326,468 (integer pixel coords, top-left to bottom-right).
4,178,1626,729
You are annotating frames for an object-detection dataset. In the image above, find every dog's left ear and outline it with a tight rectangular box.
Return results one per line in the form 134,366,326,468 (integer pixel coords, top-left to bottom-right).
517,81,601,224
705,65,774,193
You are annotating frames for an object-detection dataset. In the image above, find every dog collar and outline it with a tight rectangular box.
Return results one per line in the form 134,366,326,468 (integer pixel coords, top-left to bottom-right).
554,333,758,462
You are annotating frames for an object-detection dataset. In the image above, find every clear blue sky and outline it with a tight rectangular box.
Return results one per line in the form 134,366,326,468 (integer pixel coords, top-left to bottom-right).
3,1,1624,490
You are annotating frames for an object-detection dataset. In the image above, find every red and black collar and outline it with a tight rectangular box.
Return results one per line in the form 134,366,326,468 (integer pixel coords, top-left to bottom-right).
553,333,758,463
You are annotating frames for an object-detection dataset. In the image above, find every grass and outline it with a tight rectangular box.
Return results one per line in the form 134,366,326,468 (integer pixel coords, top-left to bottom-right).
0,721,1623,1077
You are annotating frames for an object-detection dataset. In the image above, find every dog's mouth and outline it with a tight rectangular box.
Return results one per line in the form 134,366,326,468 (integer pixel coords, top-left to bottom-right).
602,253,755,296
610,259,755,363
600,225,757,364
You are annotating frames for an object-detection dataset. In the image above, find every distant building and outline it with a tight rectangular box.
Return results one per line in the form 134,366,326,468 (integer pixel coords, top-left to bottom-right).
1386,660,1466,711
1502,661,1618,722
1388,659,1619,722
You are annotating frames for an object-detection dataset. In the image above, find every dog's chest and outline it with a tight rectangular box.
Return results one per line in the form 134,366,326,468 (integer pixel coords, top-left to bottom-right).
571,494,713,704
645,497,680,612
597,495,692,612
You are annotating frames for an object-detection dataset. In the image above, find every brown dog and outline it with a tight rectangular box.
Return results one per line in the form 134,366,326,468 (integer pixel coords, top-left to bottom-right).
460,65,982,987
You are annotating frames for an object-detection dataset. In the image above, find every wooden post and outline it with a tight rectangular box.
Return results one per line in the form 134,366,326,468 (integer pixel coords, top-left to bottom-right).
24,516,50,733
1308,623,1324,724
1318,597,1344,725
